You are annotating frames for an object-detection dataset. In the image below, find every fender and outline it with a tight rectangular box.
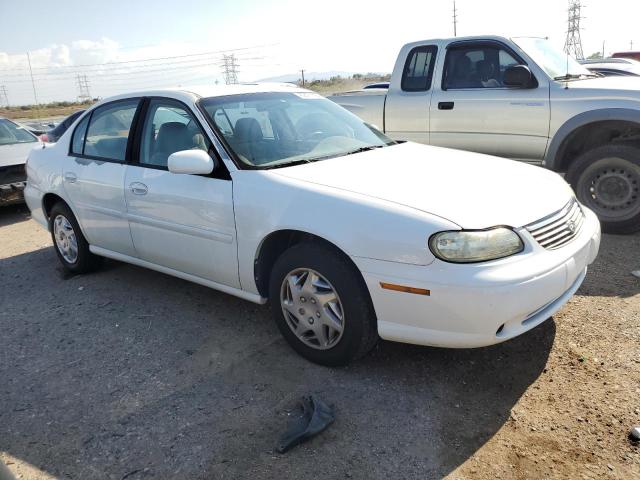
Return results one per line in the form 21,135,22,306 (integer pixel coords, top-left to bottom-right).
544,108,640,171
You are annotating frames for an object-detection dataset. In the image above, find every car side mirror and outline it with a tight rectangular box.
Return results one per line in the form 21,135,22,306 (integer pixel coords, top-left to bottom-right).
168,149,215,175
504,65,536,88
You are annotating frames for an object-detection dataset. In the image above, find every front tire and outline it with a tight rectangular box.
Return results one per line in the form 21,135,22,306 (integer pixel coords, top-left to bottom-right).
269,242,378,366
49,202,102,274
567,144,640,234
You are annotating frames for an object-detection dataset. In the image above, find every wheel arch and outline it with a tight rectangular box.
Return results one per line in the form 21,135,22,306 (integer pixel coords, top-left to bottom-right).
41,193,87,237
253,229,365,299
545,108,640,172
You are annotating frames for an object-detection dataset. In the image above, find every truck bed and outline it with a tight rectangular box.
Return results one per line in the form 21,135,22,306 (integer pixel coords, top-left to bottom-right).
328,90,386,131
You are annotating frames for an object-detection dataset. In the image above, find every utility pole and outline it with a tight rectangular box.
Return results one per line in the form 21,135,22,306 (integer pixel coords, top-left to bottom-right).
26,52,40,106
221,54,239,85
602,40,605,58
0,85,8,107
632,40,634,50
564,0,585,60
76,74,92,103
300,69,305,87
452,1,458,37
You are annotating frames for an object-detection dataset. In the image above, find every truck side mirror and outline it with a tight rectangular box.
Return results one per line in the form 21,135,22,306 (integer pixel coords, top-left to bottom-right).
504,65,536,88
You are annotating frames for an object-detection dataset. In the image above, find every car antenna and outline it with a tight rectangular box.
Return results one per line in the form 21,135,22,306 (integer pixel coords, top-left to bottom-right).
565,50,570,90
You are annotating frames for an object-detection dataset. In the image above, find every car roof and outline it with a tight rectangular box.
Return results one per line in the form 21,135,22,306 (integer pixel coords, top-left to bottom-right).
95,82,307,106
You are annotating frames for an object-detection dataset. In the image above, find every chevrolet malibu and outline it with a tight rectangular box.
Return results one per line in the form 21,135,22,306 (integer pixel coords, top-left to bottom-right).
24,84,601,366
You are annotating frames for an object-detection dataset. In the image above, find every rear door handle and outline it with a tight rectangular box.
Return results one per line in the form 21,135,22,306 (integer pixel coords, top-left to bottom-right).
438,102,455,110
129,182,148,195
64,172,77,183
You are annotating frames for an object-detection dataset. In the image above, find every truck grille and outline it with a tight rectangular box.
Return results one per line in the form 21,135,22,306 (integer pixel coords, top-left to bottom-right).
525,198,585,250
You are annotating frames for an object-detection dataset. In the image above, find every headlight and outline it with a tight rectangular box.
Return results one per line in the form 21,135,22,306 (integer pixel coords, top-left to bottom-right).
429,227,524,263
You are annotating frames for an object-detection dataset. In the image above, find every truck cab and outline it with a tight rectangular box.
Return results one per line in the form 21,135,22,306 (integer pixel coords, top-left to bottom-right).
330,36,640,234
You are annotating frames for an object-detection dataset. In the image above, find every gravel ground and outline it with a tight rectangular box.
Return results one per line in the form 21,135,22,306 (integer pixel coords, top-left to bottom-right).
1,204,639,479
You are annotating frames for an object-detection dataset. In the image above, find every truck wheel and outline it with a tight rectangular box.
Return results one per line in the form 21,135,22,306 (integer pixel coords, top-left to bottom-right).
49,202,102,274
269,242,378,366
567,144,640,234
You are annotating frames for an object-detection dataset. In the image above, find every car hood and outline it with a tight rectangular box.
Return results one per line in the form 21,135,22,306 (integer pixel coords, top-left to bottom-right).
0,142,41,168
271,142,573,229
562,75,640,92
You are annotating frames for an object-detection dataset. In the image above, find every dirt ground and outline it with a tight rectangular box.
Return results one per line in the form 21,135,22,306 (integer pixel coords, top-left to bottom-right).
0,204,638,480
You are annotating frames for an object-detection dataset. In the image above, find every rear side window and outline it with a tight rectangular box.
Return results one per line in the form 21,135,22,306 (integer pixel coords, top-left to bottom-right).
83,100,139,162
401,46,438,92
70,114,90,155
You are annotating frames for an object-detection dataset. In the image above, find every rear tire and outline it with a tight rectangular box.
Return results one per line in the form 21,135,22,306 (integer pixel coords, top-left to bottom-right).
268,242,378,366
49,202,102,274
567,144,640,234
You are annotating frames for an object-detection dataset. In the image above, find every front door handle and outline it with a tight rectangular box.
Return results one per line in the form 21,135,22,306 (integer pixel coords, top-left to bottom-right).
438,102,455,110
64,172,77,183
129,182,148,195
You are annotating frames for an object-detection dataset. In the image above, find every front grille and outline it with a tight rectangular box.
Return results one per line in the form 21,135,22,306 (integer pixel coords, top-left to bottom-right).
525,198,585,250
0,164,26,186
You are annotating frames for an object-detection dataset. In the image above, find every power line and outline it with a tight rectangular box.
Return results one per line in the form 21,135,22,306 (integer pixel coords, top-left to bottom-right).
564,0,585,60
0,43,277,73
453,1,458,37
26,52,39,106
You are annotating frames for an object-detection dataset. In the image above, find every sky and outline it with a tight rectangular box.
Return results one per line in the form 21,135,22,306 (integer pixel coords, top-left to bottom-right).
0,0,638,105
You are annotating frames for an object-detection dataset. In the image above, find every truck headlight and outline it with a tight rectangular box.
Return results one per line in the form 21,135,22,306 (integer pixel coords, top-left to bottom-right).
429,227,524,263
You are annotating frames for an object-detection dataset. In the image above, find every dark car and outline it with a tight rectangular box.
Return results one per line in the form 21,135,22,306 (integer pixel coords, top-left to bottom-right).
612,51,640,62
41,110,85,143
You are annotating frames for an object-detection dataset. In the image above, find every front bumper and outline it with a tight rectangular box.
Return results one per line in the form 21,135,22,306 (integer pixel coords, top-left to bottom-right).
353,207,601,348
0,181,26,206
0,163,27,206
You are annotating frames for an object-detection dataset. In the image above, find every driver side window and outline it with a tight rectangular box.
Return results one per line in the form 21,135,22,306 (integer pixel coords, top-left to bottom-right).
444,45,521,90
140,99,210,169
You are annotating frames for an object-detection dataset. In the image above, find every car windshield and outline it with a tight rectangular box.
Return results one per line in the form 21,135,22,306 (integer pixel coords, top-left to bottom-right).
0,119,38,145
199,91,394,169
512,37,594,80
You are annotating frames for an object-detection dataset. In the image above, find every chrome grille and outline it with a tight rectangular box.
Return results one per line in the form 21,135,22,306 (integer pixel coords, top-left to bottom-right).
525,198,585,250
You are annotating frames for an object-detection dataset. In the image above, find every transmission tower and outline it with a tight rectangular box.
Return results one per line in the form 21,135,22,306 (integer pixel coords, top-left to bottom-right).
76,74,92,102
0,85,8,107
221,54,239,85
564,0,585,60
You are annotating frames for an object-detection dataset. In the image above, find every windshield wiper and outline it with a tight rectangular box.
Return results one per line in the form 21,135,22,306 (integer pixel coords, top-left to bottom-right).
343,145,386,156
264,145,387,169
553,73,599,81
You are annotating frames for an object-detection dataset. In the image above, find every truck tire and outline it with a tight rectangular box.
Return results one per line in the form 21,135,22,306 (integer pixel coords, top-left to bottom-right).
269,242,378,366
567,144,640,234
49,202,102,274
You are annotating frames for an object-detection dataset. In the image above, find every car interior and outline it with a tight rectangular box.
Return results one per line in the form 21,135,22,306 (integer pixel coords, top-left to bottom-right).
444,47,518,89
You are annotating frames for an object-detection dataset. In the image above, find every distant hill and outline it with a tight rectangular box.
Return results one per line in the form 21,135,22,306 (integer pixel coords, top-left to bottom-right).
258,71,357,83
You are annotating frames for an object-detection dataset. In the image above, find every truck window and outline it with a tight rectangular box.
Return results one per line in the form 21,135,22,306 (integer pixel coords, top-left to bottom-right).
401,46,437,92
444,44,521,90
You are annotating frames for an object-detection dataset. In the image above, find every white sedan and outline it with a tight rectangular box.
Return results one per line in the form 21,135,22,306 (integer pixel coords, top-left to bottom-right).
24,84,601,366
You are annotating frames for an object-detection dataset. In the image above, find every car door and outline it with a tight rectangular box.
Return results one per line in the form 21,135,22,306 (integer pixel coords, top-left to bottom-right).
64,99,140,256
430,41,550,163
124,97,239,288
384,44,438,144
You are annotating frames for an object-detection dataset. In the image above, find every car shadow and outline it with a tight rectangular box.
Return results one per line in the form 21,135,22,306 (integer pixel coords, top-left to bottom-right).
0,204,31,227
0,248,554,479
578,232,640,298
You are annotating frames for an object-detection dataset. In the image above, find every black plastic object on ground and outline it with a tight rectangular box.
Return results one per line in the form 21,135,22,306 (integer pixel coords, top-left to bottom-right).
276,395,335,453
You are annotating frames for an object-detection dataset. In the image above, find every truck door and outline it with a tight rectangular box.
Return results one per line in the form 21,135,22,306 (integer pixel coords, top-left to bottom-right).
430,41,550,163
384,45,438,144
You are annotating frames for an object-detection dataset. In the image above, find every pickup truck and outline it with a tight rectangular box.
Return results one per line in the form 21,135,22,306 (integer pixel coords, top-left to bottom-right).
330,36,640,233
